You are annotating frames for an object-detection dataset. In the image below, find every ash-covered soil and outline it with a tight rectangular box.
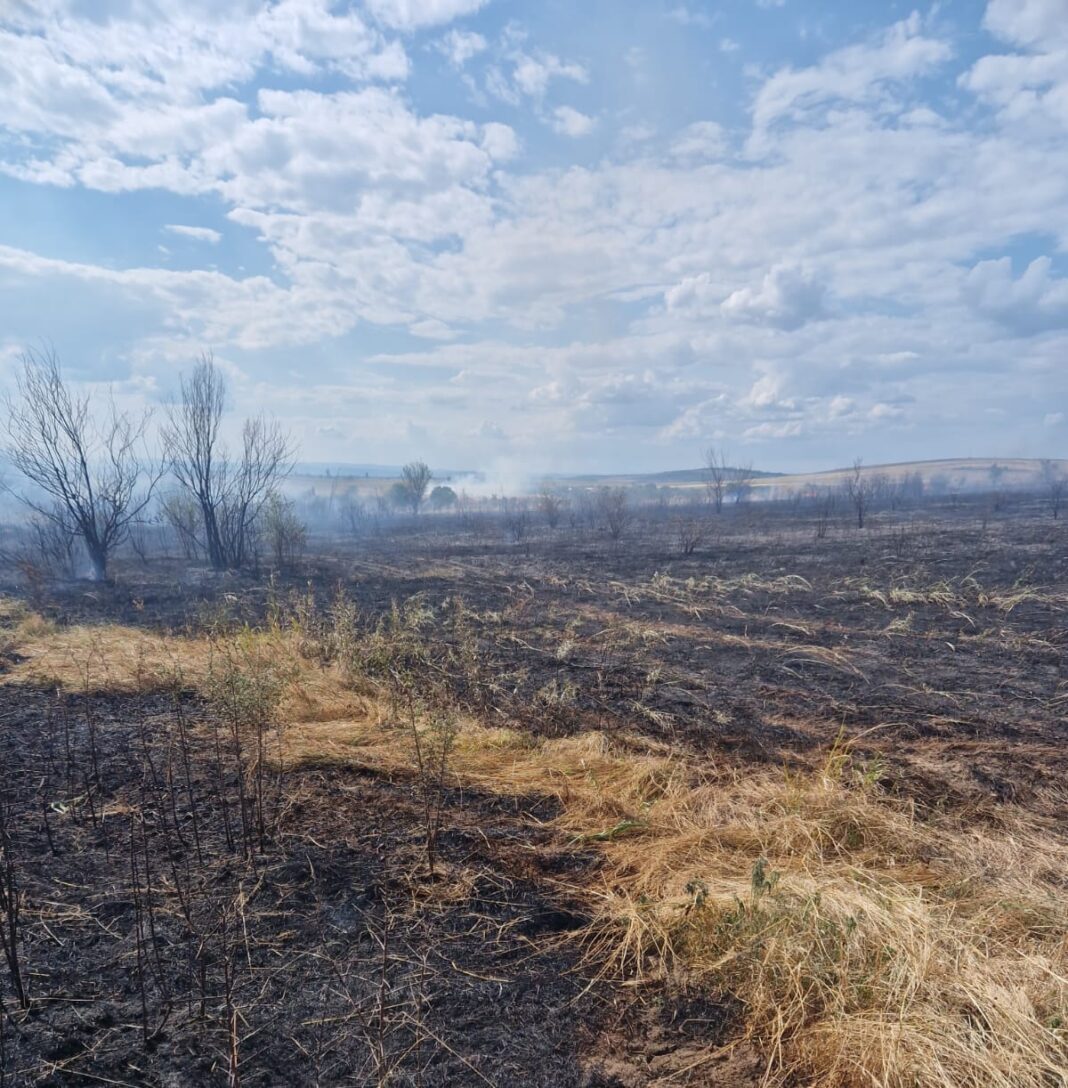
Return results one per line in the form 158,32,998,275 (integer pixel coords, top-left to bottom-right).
16,501,1067,818
0,684,639,1086
2,498,1065,1084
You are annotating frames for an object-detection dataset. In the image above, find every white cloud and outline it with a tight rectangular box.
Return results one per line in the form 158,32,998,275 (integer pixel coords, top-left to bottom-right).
744,420,803,439
961,0,1068,134
964,257,1068,333
364,0,490,31
667,6,715,29
552,106,596,138
164,224,222,244
1,1,1067,467
668,265,827,331
511,52,588,99
983,0,1068,48
670,121,727,160
480,121,520,160
721,265,827,330
751,14,951,141
437,28,487,67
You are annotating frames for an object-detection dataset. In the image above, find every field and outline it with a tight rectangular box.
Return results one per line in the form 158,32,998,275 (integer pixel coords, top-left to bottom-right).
0,496,1066,1086
286,457,1068,506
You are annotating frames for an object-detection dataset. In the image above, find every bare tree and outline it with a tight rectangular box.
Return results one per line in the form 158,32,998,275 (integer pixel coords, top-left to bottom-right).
1040,460,1065,520
163,353,293,570
704,446,729,513
673,516,706,556
846,458,873,529
2,348,159,581
160,490,202,560
538,489,564,530
597,486,631,542
502,498,531,544
262,492,306,570
728,459,755,505
399,461,433,515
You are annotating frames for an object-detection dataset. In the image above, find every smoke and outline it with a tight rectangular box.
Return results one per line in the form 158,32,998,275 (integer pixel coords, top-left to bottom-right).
448,459,535,500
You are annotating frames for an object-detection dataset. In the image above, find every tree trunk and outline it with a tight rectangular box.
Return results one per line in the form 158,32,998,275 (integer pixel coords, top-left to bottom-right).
86,542,108,581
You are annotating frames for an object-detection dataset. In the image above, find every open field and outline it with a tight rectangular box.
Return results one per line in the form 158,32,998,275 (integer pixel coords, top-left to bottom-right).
287,457,1068,503
0,498,1066,1086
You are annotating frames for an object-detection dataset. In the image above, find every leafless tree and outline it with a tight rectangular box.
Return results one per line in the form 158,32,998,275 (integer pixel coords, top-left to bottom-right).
728,459,755,505
1040,460,1065,520
846,458,873,529
538,489,564,530
704,446,729,513
160,490,202,559
399,461,432,515
597,486,631,542
262,492,307,569
503,498,531,544
163,354,293,570
673,516,706,556
2,348,160,581
813,487,836,539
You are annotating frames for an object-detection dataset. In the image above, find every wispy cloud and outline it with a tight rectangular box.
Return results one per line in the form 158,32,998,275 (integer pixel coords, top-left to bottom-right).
164,224,222,244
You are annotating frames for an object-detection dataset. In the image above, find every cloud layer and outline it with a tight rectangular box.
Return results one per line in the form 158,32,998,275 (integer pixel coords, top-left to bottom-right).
0,0,1066,471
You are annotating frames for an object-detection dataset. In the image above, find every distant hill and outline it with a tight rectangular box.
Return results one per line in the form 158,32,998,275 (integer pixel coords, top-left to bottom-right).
762,457,1067,491
535,457,1067,496
546,466,780,487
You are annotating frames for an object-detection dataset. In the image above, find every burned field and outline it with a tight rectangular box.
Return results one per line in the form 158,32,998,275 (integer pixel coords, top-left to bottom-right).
0,500,1066,1086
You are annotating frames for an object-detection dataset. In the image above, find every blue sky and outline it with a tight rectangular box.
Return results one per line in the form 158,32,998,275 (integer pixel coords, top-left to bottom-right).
1,0,1066,474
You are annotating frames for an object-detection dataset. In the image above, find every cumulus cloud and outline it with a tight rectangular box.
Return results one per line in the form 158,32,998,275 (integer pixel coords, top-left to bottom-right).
982,0,1068,48
964,257,1068,333
551,106,596,138
721,265,828,330
668,265,827,331
510,52,588,99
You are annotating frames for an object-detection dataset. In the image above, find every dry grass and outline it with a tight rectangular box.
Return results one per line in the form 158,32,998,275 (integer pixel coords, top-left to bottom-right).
852,576,1068,616
583,752,1068,1087
3,604,1065,1088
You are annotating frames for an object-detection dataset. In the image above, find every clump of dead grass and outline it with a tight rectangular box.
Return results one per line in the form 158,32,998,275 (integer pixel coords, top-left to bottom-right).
583,744,1068,1088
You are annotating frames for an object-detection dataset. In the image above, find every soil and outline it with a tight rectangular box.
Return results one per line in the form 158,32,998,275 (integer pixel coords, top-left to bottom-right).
0,684,619,1086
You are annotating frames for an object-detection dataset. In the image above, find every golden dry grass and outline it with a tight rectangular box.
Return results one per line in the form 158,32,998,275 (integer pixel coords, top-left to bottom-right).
2,605,1065,1088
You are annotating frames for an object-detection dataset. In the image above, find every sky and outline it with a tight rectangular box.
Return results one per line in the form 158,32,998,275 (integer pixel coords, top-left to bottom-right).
0,0,1067,475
